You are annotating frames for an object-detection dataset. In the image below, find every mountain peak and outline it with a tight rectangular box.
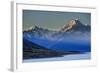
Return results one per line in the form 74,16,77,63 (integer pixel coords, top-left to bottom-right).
24,25,40,32
60,19,90,32
61,19,76,32
24,18,90,34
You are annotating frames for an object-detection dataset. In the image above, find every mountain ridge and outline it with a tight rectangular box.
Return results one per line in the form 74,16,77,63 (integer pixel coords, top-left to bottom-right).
23,19,91,55
24,19,90,33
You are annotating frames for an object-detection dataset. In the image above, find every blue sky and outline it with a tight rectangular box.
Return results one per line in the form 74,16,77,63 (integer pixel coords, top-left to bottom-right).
23,10,91,30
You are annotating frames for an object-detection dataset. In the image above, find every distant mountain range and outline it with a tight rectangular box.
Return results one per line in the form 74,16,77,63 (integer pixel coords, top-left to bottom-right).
23,19,91,59
23,19,90,39
24,19,90,32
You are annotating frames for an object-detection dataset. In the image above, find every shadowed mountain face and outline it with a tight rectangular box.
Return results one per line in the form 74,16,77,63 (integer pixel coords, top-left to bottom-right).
74,20,90,31
23,19,91,59
23,38,82,59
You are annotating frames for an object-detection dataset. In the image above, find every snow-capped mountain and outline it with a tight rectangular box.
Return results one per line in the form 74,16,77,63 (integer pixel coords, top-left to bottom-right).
61,19,90,32
23,19,91,53
23,19,90,40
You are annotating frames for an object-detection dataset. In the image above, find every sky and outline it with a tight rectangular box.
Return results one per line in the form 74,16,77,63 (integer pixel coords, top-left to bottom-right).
23,10,91,31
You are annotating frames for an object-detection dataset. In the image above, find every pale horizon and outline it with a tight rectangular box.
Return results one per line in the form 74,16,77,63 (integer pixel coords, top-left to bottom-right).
23,10,91,31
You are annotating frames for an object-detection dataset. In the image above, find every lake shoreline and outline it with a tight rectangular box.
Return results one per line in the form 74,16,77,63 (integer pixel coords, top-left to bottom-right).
23,52,91,63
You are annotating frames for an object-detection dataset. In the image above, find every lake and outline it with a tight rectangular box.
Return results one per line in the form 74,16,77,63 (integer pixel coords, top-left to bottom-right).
23,52,90,63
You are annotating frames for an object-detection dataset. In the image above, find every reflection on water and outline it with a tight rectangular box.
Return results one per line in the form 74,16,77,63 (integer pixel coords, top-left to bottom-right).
23,52,91,63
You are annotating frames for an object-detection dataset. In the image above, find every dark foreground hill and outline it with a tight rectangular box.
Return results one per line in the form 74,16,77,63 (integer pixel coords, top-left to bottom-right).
23,38,82,59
